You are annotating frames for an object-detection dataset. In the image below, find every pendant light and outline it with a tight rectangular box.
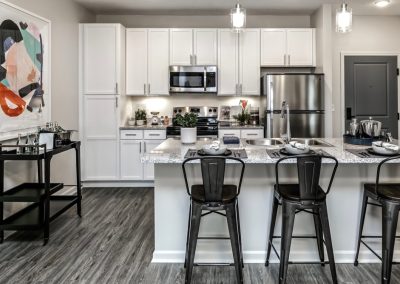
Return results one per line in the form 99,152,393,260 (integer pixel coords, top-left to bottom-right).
230,3,246,32
336,2,352,33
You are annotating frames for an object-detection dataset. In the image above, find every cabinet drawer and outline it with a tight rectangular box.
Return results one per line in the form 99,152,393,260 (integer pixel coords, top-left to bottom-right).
218,129,241,138
241,129,264,139
120,130,143,140
144,130,166,140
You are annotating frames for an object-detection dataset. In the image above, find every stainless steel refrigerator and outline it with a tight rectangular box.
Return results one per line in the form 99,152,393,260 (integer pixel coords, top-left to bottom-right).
261,73,325,138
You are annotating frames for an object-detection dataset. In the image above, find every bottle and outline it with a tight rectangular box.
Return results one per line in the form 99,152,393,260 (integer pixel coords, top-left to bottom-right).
16,134,23,154
25,133,33,153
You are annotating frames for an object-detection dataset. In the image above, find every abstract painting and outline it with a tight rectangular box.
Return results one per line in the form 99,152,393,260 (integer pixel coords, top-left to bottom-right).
0,1,50,140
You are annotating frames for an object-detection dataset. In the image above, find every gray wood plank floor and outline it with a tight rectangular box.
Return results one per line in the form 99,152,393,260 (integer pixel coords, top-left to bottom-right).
0,187,398,283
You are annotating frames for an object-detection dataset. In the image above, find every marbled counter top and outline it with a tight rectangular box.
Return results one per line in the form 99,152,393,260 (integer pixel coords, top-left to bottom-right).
218,124,264,130
142,138,400,164
120,124,169,130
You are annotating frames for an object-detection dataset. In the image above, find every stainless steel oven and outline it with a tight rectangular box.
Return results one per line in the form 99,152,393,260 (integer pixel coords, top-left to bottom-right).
169,66,217,93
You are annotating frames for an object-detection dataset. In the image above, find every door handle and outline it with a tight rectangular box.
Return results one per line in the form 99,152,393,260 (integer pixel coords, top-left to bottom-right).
346,107,352,120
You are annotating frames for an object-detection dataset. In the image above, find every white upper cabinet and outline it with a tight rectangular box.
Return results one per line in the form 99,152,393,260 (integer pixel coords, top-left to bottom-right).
239,29,260,96
82,24,125,95
193,29,218,65
148,29,170,95
286,29,315,66
170,29,193,65
126,29,148,95
260,29,286,66
218,29,239,96
261,28,315,67
126,29,169,96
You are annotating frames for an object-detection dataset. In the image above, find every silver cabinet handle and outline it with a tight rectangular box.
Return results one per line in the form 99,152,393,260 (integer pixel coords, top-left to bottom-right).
246,133,258,136
288,55,291,66
148,84,151,95
125,134,137,136
284,54,286,66
194,54,197,65
144,83,146,95
115,83,118,94
224,133,236,136
144,141,147,153
235,84,238,96
240,84,243,95
115,97,118,108
149,134,160,136
190,54,193,65
139,141,142,153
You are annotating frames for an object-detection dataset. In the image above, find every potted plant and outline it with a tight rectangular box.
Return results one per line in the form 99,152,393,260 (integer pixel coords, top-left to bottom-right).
135,109,147,126
233,100,251,126
175,112,198,144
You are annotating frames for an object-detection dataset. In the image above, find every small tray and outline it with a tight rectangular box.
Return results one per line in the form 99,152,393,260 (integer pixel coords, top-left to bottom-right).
267,149,330,159
279,149,316,156
198,149,232,156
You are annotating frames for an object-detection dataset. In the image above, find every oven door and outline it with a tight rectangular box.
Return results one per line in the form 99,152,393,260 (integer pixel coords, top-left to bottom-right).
170,66,206,93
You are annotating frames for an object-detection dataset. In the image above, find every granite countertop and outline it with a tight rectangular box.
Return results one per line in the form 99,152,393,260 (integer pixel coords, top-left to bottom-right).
218,124,264,130
120,124,169,130
142,138,400,164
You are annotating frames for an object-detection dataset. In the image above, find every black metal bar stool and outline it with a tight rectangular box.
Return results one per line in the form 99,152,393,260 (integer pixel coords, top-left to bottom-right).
354,155,400,284
182,156,245,284
265,154,339,284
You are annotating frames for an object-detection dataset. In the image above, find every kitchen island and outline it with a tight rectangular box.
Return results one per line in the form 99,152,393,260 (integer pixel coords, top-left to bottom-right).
142,138,400,264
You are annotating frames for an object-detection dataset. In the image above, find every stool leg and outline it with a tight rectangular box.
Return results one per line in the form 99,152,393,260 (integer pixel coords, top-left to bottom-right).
266,196,279,267
184,203,192,269
185,202,202,284
354,190,368,266
320,202,338,284
235,201,244,268
381,202,399,284
313,207,325,266
226,203,243,284
279,201,296,284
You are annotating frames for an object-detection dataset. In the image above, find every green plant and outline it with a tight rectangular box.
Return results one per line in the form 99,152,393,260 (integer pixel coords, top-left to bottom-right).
233,99,250,125
175,113,198,128
135,109,147,121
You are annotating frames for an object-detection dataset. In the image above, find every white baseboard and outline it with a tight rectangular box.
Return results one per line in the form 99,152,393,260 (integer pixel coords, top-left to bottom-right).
82,181,154,188
152,249,400,264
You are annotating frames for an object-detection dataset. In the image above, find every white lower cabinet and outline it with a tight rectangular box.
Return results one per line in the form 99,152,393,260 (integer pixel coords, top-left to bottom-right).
218,128,264,139
120,130,166,181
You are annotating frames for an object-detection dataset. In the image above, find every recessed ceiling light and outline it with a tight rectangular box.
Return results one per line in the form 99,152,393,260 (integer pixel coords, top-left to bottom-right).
374,0,390,8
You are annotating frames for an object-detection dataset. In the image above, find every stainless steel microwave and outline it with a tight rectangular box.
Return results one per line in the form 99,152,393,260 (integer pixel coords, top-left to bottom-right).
169,66,217,93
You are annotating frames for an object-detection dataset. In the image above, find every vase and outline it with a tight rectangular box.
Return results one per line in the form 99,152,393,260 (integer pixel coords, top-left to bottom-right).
136,120,145,126
181,127,197,144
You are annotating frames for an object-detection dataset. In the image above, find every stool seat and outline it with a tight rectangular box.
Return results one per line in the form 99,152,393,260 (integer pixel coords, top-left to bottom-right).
364,183,400,201
191,184,237,203
274,184,326,202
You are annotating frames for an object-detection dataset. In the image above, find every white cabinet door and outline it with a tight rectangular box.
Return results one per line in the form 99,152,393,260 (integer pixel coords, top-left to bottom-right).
260,29,286,66
143,140,164,180
120,140,143,180
126,29,148,95
148,29,170,95
170,29,193,65
193,29,217,65
218,29,239,96
286,29,315,66
83,95,119,180
83,24,118,95
239,29,260,96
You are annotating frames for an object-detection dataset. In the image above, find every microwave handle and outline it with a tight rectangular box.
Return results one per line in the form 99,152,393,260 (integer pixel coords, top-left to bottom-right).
204,68,207,92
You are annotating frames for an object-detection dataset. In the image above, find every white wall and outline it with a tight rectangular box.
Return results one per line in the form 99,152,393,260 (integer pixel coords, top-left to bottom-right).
311,4,333,137
96,14,311,28
332,15,400,137
2,0,95,215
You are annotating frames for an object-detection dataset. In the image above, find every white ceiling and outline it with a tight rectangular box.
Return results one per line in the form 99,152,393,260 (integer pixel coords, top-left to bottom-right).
74,0,400,15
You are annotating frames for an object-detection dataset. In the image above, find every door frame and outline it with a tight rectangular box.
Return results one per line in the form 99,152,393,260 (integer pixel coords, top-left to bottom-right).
340,51,400,136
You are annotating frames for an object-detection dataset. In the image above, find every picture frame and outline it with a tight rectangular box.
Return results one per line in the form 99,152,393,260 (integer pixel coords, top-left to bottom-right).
0,0,51,141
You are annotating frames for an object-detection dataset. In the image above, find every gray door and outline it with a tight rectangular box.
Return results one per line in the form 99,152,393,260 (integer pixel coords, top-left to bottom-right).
345,56,398,138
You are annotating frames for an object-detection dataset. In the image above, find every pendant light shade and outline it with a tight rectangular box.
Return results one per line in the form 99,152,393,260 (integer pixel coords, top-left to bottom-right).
231,3,246,32
336,2,352,33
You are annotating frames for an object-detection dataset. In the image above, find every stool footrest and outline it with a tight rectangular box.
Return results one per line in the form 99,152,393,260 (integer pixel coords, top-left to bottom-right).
273,235,318,239
360,239,400,264
361,235,400,239
194,263,234,267
197,236,230,240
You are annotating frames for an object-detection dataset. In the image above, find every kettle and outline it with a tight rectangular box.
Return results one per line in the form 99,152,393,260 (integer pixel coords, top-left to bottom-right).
360,117,382,138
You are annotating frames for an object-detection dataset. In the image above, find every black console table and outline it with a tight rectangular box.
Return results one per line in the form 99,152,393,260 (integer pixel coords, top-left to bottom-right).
0,141,82,245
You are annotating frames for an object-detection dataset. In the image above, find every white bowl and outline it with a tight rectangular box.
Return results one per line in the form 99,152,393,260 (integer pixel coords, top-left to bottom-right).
284,143,310,155
372,142,399,155
202,145,227,155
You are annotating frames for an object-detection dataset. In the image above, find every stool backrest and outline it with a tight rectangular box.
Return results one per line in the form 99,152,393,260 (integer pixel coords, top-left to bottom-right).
276,154,338,200
297,156,322,200
182,156,245,202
